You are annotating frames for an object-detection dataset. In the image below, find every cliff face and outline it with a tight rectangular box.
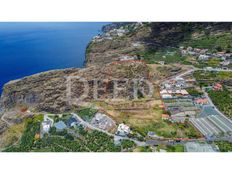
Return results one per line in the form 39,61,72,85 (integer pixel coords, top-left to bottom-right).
0,68,79,113
0,61,150,113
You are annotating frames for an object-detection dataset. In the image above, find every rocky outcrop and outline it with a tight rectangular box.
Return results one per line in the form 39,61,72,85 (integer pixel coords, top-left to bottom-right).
0,61,150,113
0,68,78,113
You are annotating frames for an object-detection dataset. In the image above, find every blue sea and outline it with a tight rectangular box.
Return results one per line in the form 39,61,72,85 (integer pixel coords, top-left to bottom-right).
0,22,109,94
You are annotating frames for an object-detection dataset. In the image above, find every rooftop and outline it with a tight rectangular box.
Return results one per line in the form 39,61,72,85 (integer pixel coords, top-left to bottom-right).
66,117,80,127
54,121,67,130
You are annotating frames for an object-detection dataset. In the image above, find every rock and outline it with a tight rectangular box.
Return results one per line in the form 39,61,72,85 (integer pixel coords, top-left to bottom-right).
0,120,7,135
0,61,151,113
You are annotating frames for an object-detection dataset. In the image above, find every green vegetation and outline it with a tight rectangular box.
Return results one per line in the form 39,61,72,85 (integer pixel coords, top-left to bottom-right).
3,115,42,152
166,144,184,152
134,146,153,152
134,120,200,139
139,49,187,64
3,114,122,152
193,70,232,87
121,139,136,150
194,70,232,117
186,88,203,97
85,42,95,55
183,34,232,52
77,107,98,121
208,89,232,118
195,58,221,69
34,130,120,152
215,141,232,152
156,144,184,152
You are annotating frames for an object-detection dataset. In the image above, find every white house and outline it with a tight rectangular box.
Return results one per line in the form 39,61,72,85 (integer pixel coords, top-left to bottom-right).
41,121,51,133
41,115,53,135
198,54,210,61
119,55,136,61
161,94,173,99
117,123,131,136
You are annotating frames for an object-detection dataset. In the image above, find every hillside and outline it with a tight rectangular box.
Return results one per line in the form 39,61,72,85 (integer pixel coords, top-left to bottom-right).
86,22,232,66
0,22,232,151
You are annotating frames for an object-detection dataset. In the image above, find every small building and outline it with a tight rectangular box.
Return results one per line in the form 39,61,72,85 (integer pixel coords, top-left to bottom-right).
158,61,165,65
161,94,173,99
179,89,189,95
41,121,51,133
160,89,189,96
54,121,67,131
171,116,187,123
194,98,208,105
147,131,160,138
164,83,172,89
205,67,213,71
119,55,136,61
198,54,210,61
117,123,131,136
181,50,187,55
162,114,170,120
217,52,226,57
66,116,81,128
91,113,116,131
187,46,193,51
160,89,168,94
213,83,222,91
40,115,54,137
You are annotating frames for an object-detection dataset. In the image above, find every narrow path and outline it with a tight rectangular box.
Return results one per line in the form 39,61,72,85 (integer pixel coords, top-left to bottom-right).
0,112,12,126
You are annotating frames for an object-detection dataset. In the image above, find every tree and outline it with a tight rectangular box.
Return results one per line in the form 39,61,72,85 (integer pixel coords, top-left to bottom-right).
49,127,57,134
216,46,222,52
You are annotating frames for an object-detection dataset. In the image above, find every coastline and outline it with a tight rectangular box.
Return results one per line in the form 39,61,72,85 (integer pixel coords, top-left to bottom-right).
0,22,108,95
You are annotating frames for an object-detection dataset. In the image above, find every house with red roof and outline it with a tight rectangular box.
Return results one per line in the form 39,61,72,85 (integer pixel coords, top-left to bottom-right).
213,83,222,91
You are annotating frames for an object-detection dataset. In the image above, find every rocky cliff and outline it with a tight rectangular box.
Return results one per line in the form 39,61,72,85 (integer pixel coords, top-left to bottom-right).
0,61,150,113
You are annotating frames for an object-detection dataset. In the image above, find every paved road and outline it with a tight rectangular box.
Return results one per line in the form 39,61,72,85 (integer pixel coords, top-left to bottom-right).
162,67,196,84
175,68,196,79
161,66,232,139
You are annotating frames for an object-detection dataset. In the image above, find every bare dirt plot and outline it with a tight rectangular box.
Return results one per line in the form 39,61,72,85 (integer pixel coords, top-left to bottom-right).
94,99,162,122
147,64,192,84
93,99,200,138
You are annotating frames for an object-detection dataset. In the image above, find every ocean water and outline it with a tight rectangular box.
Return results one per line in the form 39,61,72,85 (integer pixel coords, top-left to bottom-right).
0,22,109,94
